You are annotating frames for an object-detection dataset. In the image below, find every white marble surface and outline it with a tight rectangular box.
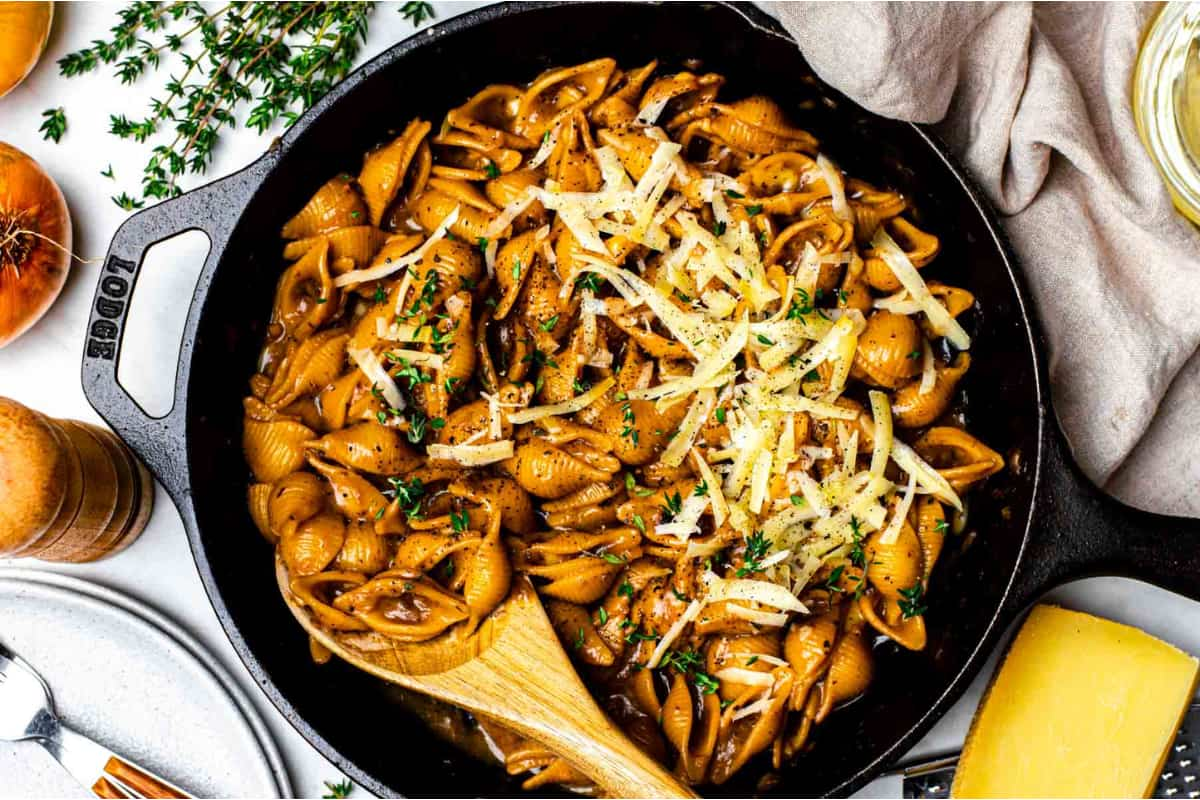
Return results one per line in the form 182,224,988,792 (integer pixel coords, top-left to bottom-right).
1,2,1197,798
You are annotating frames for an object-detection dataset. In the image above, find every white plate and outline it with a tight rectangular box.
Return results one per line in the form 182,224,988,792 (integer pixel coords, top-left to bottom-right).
0,569,291,798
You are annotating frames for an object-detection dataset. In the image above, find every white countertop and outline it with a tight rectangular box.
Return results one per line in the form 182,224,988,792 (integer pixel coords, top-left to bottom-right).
2,2,1197,797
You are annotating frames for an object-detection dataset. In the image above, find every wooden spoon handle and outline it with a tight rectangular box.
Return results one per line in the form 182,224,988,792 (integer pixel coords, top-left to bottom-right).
446,656,697,798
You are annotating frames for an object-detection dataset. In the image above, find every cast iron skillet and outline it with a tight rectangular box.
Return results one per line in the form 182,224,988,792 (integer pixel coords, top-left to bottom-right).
81,2,1200,797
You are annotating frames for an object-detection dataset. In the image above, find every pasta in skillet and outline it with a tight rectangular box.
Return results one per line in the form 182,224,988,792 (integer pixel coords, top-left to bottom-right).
244,57,1004,790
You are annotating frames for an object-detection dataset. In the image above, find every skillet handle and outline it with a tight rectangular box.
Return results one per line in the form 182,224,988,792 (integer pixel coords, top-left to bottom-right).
1006,422,1200,610
81,169,255,502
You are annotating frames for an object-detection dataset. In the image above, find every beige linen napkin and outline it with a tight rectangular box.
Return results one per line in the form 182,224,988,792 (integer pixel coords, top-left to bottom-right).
768,1,1200,515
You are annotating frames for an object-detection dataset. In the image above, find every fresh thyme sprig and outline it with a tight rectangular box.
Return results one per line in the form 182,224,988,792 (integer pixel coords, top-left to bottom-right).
39,108,67,143
51,2,432,208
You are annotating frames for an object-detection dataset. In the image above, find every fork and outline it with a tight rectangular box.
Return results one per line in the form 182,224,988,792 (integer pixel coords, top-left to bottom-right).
0,639,191,799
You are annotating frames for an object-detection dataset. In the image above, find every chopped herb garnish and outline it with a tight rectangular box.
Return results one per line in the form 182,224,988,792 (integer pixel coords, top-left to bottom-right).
671,587,691,603
693,480,709,497
898,583,927,619
444,376,461,394
484,161,501,179
715,407,727,425
907,350,922,360
824,564,846,593
384,476,425,520
600,552,626,565
596,607,609,626
399,1,435,26
746,204,763,216
100,164,115,180
372,285,386,304
660,649,703,673
631,514,646,534
450,510,470,533
477,236,489,253
574,627,585,650
736,530,770,577
618,580,634,599
692,671,720,695
512,257,521,280
756,333,774,346
934,519,950,534
112,192,144,211
712,220,726,237
323,779,354,799
790,494,806,506
574,272,603,293
661,491,683,519
572,378,591,393
745,655,759,666
539,314,559,332
39,107,67,143
804,369,821,382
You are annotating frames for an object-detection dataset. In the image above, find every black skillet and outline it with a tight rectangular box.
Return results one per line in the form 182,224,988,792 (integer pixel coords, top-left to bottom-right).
80,2,1200,797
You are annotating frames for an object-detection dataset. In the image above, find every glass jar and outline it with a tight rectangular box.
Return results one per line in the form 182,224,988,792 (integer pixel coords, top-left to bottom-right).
1133,3,1200,225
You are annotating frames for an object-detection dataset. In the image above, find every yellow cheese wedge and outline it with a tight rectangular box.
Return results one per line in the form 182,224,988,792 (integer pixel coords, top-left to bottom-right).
953,604,1199,799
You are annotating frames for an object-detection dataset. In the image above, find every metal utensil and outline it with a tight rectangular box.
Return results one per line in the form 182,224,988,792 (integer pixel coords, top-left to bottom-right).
0,639,191,799
891,701,1200,798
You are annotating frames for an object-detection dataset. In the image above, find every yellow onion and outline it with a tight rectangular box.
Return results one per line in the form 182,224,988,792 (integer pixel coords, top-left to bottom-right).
0,3,53,99
0,141,71,347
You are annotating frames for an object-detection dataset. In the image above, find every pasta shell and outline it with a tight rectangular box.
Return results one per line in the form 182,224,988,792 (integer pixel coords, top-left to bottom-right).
307,455,388,521
673,96,818,156
859,594,927,651
595,398,689,466
247,483,274,543
526,557,624,604
545,599,614,666
736,151,827,215
912,426,1004,491
334,570,470,642
281,226,390,269
306,422,422,475
865,520,923,601
484,168,547,232
502,440,616,499
280,512,345,577
281,175,366,239
463,476,536,534
783,612,838,711
446,83,534,150
461,525,512,630
705,632,782,702
264,329,348,409
272,238,337,340
892,352,970,428
850,310,924,389
588,60,657,127
411,188,494,242
392,531,481,572
660,672,721,784
638,70,723,120
243,405,314,483
864,217,940,291
514,58,617,139
334,518,392,574
709,667,794,784
268,471,326,539
843,179,907,242
915,496,946,582
815,627,872,722
493,229,540,320
359,118,432,225
408,237,483,313
289,571,368,631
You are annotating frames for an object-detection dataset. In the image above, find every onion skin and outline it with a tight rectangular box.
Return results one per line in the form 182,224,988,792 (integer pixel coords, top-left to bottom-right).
0,2,53,98
0,141,72,348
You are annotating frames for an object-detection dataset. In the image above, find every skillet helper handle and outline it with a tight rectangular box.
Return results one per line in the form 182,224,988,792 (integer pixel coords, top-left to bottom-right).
81,171,251,496
1014,426,1200,606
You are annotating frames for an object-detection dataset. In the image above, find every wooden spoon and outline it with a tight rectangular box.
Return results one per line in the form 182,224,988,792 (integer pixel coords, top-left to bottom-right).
276,558,697,798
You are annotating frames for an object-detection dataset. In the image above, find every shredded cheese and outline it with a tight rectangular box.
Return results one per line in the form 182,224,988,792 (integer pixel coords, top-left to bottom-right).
427,440,515,466
335,207,459,287
505,377,615,424
871,228,971,350
645,600,702,669
348,346,405,411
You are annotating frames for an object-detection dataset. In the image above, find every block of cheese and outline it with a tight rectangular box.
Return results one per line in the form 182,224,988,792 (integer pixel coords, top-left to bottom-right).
953,604,1199,799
